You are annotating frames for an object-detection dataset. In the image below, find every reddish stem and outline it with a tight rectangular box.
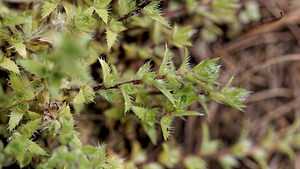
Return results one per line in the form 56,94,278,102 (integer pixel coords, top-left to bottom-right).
0,98,37,113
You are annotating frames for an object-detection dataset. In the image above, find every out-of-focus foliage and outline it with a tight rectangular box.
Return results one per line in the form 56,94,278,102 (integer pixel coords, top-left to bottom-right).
3,0,297,169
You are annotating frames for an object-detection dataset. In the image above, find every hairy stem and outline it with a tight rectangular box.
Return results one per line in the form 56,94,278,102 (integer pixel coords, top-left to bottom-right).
118,1,152,21
0,98,37,113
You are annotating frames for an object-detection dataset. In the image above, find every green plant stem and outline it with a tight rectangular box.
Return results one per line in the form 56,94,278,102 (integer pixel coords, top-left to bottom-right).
118,0,152,21
67,74,184,92
0,98,37,113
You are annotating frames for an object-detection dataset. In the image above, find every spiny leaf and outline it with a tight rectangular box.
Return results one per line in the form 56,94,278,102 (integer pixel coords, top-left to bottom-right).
0,57,20,74
4,138,27,165
48,120,61,137
135,62,152,79
42,2,57,18
84,7,95,15
135,62,156,84
106,28,117,49
30,80,44,96
9,108,24,131
9,73,23,96
117,0,136,17
106,20,126,49
98,58,111,88
149,14,170,28
154,80,177,107
21,118,42,138
192,58,220,83
158,46,171,76
62,2,76,23
95,8,108,24
14,42,27,58
171,25,193,48
160,116,173,140
82,85,95,103
221,75,234,93
98,89,122,103
132,106,158,126
120,84,131,115
208,91,226,101
75,13,96,32
26,139,47,156
178,47,190,73
94,0,112,8
73,89,85,104
143,1,170,28
220,76,250,111
27,110,42,120
18,60,47,77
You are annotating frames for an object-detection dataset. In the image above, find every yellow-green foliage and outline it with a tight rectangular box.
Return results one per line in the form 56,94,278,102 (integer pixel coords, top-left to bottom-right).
0,0,279,168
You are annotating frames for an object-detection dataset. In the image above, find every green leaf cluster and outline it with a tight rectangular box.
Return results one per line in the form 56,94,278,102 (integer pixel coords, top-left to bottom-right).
0,0,262,168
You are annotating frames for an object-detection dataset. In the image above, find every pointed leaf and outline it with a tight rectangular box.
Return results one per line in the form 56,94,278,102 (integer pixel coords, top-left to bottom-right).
26,139,47,155
132,106,158,126
149,14,170,28
98,58,111,88
95,8,108,24
143,1,170,28
18,60,47,77
158,46,171,76
94,0,112,8
178,47,190,73
106,28,117,49
9,73,23,96
82,85,95,103
120,84,131,115
9,108,24,131
75,13,96,32
73,89,85,104
160,116,173,140
0,57,20,74
27,110,42,120
42,2,57,18
14,42,27,58
21,118,42,138
98,89,122,103
154,80,177,107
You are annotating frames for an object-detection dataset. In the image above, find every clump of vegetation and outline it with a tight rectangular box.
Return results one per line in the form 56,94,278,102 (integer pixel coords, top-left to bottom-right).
0,0,298,168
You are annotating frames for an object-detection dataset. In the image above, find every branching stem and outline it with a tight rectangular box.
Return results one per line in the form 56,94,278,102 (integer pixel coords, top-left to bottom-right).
0,98,37,113
118,1,152,22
